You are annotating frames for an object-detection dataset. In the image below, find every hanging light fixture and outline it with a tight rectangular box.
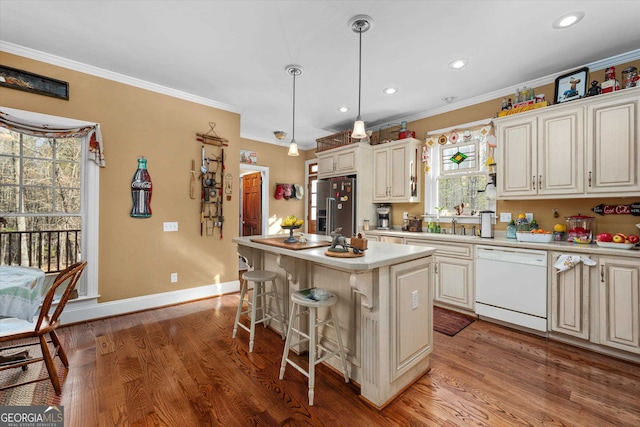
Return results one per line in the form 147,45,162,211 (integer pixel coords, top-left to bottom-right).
286,65,302,156
349,15,373,139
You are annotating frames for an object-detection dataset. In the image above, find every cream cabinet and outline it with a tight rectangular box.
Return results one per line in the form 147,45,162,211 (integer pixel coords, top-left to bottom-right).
597,257,640,355
585,89,640,195
550,252,594,340
496,87,640,199
496,105,584,199
406,239,474,312
372,138,421,203
317,143,372,179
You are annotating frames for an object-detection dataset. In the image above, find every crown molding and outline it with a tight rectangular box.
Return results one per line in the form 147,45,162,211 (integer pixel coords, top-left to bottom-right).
0,41,242,114
383,49,640,129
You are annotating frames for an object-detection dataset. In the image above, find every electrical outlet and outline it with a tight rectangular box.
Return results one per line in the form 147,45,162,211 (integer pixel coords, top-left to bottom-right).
163,222,178,232
403,211,409,220
500,212,512,222
170,272,178,283
411,290,419,309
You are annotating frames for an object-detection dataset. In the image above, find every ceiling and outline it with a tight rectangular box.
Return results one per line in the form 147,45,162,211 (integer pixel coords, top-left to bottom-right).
1,1,640,150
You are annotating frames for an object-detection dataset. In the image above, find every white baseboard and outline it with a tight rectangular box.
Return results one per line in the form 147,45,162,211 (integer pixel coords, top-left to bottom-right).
60,280,241,324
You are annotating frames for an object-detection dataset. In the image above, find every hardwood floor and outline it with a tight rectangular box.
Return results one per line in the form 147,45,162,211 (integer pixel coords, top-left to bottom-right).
57,294,640,426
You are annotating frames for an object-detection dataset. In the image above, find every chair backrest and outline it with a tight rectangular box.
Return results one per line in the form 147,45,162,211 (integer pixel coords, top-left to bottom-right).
35,261,87,331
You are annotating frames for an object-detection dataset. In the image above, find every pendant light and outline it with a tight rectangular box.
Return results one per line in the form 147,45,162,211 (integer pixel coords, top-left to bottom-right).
350,15,373,140
286,65,302,156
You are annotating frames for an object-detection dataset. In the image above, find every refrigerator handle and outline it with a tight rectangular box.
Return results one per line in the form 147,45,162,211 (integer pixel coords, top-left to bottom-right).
327,197,335,233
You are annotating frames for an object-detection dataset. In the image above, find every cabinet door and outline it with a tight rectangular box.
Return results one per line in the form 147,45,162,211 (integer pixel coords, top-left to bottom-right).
317,154,335,177
598,257,640,354
538,108,584,195
586,93,640,194
372,148,390,201
389,145,411,200
496,117,537,198
550,252,591,339
335,149,357,174
434,256,475,310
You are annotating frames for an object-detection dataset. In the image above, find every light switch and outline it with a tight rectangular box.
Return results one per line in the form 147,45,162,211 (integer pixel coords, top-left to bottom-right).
412,290,419,309
163,222,178,232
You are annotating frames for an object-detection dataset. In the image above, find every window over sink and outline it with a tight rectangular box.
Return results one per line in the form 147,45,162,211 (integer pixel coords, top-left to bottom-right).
424,120,495,221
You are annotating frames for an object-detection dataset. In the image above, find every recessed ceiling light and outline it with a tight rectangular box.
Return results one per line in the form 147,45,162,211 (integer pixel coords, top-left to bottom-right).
383,87,397,95
338,106,350,113
448,59,468,70
552,11,585,29
442,96,456,104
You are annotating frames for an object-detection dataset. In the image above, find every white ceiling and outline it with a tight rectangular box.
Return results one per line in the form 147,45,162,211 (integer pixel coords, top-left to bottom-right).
1,1,639,150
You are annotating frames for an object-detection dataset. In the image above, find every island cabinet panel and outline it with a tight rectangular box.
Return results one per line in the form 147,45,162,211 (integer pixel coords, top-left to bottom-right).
390,258,433,380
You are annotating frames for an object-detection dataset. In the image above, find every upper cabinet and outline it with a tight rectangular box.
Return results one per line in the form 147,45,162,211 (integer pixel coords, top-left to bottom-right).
496,87,640,199
316,143,372,179
372,138,421,203
585,91,640,194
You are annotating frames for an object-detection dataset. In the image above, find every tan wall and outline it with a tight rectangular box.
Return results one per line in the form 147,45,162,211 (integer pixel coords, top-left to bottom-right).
393,58,640,238
0,52,306,302
238,138,307,235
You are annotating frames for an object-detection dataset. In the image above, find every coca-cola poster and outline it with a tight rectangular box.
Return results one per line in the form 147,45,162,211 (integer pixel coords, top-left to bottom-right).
131,157,152,218
591,202,640,216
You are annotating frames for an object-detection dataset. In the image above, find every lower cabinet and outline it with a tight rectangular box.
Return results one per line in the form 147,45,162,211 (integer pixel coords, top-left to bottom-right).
597,257,640,355
550,252,593,340
406,239,474,312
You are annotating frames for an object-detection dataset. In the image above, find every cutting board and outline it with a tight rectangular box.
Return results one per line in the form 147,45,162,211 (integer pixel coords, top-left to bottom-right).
250,237,331,250
324,249,364,258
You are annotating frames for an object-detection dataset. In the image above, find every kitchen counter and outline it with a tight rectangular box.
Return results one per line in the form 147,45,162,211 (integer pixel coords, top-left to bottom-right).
363,228,640,257
233,234,435,408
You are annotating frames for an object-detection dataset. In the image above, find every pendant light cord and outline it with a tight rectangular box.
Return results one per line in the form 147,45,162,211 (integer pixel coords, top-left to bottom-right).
357,26,362,120
292,71,296,141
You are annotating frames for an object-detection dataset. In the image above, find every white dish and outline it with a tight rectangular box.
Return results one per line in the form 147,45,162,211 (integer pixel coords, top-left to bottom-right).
311,288,331,300
516,232,553,243
595,241,635,250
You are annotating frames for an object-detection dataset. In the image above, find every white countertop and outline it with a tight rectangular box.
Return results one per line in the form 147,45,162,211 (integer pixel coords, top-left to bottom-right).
233,234,436,271
364,229,640,258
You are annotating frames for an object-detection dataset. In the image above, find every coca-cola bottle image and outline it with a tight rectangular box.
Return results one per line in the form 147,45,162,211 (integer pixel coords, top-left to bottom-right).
130,156,152,218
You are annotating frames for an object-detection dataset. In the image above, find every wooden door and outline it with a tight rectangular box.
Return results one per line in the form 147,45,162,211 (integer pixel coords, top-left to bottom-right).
242,172,262,236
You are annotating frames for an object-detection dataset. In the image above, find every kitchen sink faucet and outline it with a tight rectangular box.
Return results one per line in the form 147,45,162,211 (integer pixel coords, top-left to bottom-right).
451,218,457,235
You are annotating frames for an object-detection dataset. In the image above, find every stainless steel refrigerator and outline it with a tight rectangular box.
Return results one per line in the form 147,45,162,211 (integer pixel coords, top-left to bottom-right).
317,177,356,237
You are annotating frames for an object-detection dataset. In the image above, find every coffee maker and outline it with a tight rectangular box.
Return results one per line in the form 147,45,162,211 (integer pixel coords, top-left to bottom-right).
377,205,391,230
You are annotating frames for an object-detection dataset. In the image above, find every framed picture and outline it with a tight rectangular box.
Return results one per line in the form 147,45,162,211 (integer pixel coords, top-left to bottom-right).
0,65,69,100
554,67,588,104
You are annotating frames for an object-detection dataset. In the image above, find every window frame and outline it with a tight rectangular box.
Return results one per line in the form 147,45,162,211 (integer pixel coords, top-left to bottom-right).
0,115,99,300
424,120,496,224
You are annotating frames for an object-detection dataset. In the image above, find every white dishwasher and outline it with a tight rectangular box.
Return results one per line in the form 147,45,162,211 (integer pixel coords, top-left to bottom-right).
475,245,548,332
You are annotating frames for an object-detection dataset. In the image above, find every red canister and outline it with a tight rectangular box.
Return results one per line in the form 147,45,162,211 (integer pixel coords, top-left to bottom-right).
398,130,415,139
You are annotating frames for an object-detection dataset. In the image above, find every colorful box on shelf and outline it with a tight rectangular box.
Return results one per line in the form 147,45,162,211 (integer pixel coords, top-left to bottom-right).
498,101,548,117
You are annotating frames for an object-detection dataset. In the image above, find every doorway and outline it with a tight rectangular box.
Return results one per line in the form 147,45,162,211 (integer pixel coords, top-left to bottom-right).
240,164,269,236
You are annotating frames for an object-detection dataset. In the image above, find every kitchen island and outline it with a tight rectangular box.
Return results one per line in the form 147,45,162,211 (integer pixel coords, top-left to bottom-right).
233,234,435,408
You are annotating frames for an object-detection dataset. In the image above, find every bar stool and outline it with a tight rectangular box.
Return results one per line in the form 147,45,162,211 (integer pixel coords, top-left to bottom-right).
279,288,349,406
232,270,285,352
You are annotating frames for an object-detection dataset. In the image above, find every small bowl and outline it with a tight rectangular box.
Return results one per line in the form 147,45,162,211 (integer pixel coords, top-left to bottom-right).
311,288,331,301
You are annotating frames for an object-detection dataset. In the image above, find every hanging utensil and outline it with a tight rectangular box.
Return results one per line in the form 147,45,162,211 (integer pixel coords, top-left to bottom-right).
200,146,208,174
190,160,196,199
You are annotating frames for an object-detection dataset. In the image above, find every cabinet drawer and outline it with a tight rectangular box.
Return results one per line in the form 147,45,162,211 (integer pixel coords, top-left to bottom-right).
405,239,473,258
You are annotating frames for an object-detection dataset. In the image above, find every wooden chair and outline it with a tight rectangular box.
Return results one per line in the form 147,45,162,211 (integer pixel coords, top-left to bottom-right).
0,261,87,395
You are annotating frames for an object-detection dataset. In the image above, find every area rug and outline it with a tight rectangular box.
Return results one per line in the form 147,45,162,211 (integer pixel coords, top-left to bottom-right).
433,306,476,336
0,343,63,407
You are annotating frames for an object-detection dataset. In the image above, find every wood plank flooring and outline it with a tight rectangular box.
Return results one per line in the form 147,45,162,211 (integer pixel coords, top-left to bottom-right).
56,294,640,426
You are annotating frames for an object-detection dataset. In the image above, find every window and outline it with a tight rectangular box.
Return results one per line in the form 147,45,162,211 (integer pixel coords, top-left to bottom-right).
0,127,94,296
424,123,495,220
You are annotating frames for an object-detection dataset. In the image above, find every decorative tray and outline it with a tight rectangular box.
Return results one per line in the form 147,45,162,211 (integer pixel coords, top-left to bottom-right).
516,232,553,243
595,241,636,250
